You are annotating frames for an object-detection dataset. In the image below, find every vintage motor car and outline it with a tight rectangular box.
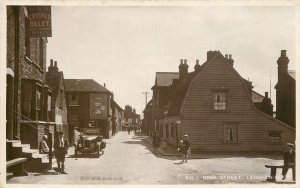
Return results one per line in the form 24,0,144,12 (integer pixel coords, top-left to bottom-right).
74,128,106,157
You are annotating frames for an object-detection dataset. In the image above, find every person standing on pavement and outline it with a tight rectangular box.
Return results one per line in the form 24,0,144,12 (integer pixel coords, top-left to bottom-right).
182,135,191,163
282,143,295,181
54,132,69,174
152,131,160,154
39,135,49,154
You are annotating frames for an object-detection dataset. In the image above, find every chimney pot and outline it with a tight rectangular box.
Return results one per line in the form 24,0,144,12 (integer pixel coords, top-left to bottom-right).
104,83,106,88
229,54,232,59
180,59,183,64
196,59,199,65
225,54,228,59
184,59,187,64
265,92,268,98
281,50,287,57
54,61,57,67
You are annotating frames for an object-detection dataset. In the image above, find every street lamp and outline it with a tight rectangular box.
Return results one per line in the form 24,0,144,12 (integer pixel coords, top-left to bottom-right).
175,120,181,147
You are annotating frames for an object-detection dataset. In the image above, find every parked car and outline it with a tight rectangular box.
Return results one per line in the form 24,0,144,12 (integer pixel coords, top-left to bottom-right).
74,128,106,158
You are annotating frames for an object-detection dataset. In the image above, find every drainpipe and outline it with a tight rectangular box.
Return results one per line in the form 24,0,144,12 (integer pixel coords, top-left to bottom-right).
13,6,20,139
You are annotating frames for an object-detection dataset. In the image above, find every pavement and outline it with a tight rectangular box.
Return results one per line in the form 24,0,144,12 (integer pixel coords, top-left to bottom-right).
144,136,284,159
7,131,295,184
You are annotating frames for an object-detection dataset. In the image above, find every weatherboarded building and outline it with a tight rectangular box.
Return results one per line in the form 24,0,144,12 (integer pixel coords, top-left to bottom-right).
155,51,295,152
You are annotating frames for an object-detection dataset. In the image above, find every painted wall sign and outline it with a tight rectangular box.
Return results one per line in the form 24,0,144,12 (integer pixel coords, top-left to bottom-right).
90,93,107,119
27,6,52,37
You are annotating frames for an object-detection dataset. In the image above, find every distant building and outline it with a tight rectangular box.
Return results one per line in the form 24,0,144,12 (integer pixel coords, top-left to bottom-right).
142,99,153,135
144,51,295,152
124,105,141,128
275,50,296,128
64,79,116,142
111,99,124,135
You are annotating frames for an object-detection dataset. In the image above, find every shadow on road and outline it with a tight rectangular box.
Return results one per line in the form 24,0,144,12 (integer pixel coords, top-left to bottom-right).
122,140,143,144
67,153,103,159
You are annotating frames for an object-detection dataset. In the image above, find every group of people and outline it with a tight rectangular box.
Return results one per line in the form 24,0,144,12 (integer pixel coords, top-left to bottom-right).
39,132,69,174
123,125,141,134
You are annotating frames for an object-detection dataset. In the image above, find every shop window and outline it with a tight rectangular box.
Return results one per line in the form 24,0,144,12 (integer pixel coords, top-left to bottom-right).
224,123,238,143
213,92,227,111
268,131,281,143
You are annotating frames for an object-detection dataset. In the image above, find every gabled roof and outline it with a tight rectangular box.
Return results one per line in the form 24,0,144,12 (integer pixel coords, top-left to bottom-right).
64,79,110,93
155,72,179,87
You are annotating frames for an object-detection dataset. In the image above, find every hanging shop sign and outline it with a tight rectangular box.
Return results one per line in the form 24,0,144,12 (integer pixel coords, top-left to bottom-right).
27,6,52,37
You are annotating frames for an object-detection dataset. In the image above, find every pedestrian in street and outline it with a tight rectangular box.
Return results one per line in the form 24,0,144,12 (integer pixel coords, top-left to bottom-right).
282,143,295,181
54,132,69,174
96,133,106,155
39,135,49,154
182,135,191,163
152,131,160,154
177,140,184,161
127,126,130,135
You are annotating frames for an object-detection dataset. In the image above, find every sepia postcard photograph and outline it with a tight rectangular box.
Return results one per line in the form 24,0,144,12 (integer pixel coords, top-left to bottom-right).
0,0,299,187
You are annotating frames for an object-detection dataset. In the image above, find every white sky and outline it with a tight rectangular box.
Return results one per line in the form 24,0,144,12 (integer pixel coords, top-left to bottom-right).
47,6,296,116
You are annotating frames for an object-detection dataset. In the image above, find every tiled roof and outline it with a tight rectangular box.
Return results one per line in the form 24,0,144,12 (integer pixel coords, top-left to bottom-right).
288,70,295,80
64,79,110,93
252,90,265,103
156,72,179,87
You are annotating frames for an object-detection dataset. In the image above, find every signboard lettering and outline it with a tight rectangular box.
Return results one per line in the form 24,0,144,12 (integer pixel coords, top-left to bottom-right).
27,6,52,37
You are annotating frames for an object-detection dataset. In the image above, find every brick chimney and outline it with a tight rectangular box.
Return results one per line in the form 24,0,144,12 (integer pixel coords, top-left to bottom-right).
179,59,189,80
48,59,57,72
207,51,214,61
52,61,59,72
262,92,273,116
228,54,234,66
194,59,201,72
277,50,289,81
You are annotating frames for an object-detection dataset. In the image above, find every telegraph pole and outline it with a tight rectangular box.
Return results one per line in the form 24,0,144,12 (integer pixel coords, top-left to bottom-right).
142,92,149,107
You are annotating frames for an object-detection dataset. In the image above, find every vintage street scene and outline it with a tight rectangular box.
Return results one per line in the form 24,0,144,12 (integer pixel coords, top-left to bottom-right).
4,4,297,186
